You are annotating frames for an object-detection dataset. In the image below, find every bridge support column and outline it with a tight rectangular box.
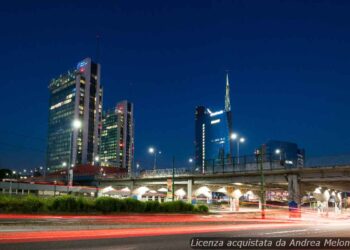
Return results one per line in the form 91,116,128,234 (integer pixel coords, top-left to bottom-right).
129,181,134,194
187,179,192,204
288,174,301,206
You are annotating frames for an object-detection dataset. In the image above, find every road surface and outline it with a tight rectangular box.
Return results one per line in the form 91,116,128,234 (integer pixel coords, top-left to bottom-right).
1,211,350,250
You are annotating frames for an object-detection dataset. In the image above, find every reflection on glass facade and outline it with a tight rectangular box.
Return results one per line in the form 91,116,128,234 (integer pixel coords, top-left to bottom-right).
195,74,233,172
195,107,233,172
262,140,305,168
100,100,134,172
46,58,103,171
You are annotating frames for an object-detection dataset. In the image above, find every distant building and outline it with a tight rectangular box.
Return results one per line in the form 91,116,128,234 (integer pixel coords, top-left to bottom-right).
46,58,103,171
100,100,134,172
262,140,305,167
195,74,233,172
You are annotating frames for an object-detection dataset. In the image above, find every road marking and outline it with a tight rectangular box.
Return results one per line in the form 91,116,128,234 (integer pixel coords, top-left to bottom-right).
264,229,307,235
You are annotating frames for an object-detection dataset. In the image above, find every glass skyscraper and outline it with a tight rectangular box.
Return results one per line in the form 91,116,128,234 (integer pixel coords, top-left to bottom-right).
195,74,233,172
100,100,134,172
262,140,305,168
46,58,103,171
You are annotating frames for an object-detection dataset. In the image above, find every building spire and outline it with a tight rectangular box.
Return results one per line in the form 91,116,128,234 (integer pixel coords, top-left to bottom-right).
225,73,231,111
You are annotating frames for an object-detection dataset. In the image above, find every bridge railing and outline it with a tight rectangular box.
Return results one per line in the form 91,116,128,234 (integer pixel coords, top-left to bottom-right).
198,153,297,174
95,154,301,179
138,168,191,178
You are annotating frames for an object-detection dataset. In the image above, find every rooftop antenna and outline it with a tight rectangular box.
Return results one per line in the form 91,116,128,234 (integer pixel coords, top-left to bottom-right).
225,69,231,112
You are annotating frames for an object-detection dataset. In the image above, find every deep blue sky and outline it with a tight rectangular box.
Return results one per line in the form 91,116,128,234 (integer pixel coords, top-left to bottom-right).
1,0,350,171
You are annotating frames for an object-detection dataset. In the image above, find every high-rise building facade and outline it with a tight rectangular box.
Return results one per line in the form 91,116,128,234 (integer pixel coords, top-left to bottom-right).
194,74,233,172
100,100,134,172
262,140,305,168
46,58,103,171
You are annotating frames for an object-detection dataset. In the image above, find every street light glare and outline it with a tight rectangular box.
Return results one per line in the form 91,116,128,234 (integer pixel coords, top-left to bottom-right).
275,149,281,154
62,162,67,167
95,156,99,162
230,133,238,140
148,147,155,154
72,119,82,129
240,137,245,143
189,158,193,163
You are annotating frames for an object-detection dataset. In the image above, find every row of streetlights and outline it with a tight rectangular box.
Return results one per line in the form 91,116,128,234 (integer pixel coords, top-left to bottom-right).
146,133,246,170
230,133,246,163
147,146,194,170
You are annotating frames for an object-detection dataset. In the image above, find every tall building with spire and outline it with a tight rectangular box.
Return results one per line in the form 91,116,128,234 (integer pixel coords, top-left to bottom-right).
225,73,231,112
194,74,233,172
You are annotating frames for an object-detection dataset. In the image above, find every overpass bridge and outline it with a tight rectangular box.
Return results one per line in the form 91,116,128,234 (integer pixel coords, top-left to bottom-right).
1,156,349,209
96,159,350,207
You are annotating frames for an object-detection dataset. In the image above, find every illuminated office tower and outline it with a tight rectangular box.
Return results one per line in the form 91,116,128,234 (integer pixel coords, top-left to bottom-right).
100,100,134,172
46,58,103,171
194,74,233,171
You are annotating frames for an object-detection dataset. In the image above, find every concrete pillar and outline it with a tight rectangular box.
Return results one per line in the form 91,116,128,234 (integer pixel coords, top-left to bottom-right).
288,174,301,206
187,179,192,204
259,199,262,210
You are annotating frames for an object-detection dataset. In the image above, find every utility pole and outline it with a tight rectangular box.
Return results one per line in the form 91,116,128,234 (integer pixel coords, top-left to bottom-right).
172,156,175,201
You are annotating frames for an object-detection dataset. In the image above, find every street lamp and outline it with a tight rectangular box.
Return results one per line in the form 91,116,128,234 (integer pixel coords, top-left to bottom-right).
189,158,193,163
148,147,161,170
72,119,82,129
94,156,100,166
275,149,287,166
230,133,246,164
275,148,281,160
68,119,82,187
255,148,266,219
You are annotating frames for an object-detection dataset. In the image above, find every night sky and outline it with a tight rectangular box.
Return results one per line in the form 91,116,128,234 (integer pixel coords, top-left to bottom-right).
1,0,350,171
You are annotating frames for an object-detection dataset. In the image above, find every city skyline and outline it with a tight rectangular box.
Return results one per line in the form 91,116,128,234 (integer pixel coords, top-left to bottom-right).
1,1,350,171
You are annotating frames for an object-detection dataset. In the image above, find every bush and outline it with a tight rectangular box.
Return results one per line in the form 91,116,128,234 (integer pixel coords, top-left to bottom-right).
50,196,79,212
22,196,46,213
0,195,205,214
76,197,96,213
160,200,194,213
195,204,209,213
124,198,146,212
144,201,161,212
95,197,118,213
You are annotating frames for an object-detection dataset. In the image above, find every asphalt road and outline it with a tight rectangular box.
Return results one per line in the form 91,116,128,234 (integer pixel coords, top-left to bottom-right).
2,220,350,250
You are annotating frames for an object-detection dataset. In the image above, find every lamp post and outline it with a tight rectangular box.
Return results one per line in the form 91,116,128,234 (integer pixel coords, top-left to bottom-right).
53,180,57,197
172,156,175,201
68,119,82,188
255,148,265,219
148,147,161,170
94,156,100,166
230,133,246,164
275,149,282,161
